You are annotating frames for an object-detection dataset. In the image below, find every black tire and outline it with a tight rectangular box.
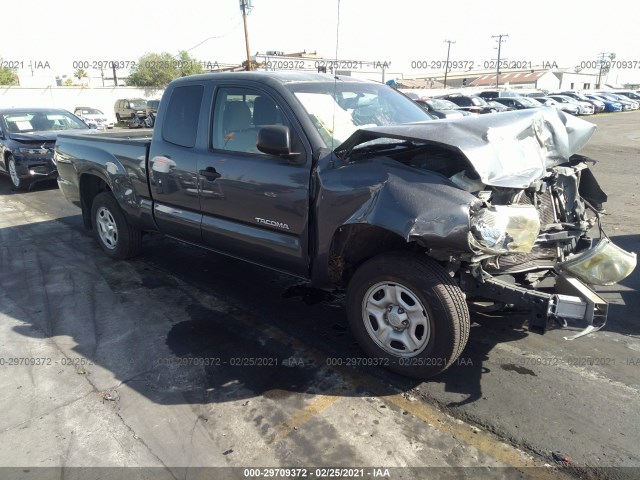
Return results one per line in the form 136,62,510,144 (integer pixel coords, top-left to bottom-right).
7,155,30,191
90,191,142,260
116,113,121,123
346,252,470,379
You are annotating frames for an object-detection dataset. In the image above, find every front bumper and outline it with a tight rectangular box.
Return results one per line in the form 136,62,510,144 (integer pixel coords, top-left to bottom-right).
460,271,607,339
13,156,57,183
460,238,635,339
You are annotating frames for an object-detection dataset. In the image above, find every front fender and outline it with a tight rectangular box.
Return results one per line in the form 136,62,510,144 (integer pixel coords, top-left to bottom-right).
310,156,476,287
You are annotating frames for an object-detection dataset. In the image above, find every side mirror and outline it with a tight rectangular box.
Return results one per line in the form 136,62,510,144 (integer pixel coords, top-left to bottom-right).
257,125,292,156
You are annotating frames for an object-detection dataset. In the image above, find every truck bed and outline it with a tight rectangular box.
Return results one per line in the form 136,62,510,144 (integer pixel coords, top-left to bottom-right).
55,130,153,210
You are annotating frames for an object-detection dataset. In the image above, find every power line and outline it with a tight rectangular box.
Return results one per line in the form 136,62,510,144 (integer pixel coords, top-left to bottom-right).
185,20,244,53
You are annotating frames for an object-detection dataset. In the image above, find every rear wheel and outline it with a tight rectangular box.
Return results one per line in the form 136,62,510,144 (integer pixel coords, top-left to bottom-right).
346,252,470,378
116,113,121,123
8,155,30,191
91,192,142,259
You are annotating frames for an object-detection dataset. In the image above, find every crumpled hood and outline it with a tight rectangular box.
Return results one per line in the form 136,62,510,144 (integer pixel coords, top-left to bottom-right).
336,108,596,188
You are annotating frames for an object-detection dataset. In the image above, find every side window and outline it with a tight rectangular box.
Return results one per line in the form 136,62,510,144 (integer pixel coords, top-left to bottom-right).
162,84,204,148
211,87,293,154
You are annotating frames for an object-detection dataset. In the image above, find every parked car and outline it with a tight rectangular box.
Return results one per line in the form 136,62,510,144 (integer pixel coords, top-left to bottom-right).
487,100,513,112
114,98,148,122
74,107,114,129
435,98,476,116
546,95,594,115
612,91,640,103
559,92,606,113
584,94,622,112
529,97,558,107
414,98,466,119
599,93,639,110
491,96,542,110
477,90,523,101
538,96,580,114
436,93,497,114
0,108,90,190
55,72,636,378
145,99,161,116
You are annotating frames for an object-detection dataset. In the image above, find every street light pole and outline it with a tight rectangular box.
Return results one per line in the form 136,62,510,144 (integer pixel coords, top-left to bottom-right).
443,39,455,88
492,33,508,88
240,0,253,71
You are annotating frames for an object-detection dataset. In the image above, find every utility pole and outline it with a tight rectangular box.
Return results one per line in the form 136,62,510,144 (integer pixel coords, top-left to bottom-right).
240,0,253,71
443,39,455,88
596,52,612,88
492,34,508,88
112,64,118,86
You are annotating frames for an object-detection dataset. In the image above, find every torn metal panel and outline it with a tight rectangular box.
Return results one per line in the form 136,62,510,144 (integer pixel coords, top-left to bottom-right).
336,108,597,188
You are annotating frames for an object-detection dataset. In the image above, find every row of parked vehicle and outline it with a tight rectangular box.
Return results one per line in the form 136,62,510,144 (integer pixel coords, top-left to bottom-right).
405,89,640,118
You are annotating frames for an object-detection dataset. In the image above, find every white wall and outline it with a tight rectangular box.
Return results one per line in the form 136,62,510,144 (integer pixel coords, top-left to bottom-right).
535,72,561,91
0,86,164,123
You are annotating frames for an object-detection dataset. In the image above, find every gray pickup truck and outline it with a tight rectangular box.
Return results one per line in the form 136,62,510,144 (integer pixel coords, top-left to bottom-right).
54,72,636,378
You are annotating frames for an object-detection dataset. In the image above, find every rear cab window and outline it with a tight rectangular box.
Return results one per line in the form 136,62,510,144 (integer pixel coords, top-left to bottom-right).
162,85,204,148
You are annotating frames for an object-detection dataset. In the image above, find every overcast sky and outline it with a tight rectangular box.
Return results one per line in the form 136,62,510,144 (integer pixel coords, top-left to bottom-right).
4,0,638,84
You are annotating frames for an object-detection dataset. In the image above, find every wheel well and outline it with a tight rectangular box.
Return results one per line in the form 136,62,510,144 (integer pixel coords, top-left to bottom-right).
329,224,414,285
79,174,111,229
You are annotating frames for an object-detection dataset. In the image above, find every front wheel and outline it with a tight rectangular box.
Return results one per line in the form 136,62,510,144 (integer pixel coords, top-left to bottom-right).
8,155,30,191
346,252,470,378
91,192,142,259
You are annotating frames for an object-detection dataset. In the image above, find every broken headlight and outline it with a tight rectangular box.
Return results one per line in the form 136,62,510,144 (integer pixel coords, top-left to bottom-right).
470,205,540,254
556,238,636,285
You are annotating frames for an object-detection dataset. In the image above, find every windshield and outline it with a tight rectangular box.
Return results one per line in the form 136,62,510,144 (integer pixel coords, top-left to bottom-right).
471,96,489,106
438,99,461,109
288,81,432,147
427,99,454,110
78,108,103,115
518,97,539,107
129,100,147,109
2,111,89,133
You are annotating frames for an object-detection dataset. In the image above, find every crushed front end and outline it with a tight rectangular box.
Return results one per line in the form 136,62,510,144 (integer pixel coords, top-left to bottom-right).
463,157,636,338
337,108,636,338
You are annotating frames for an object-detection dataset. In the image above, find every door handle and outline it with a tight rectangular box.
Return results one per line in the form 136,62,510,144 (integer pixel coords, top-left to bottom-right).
199,167,221,181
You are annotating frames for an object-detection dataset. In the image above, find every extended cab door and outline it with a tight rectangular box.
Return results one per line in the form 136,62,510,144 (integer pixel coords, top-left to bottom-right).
147,84,205,243
198,84,312,277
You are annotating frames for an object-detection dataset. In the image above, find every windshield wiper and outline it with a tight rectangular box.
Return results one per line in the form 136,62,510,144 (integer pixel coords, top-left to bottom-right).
346,140,421,159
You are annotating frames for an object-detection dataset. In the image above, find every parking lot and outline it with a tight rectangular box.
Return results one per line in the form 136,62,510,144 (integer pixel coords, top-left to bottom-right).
0,112,638,480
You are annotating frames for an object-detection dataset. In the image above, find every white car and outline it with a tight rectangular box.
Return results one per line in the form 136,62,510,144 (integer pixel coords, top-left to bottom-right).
73,107,114,129
537,96,580,115
547,95,594,115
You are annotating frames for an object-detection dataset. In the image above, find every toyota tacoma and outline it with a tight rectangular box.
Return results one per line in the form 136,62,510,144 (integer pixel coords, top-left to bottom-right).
54,72,636,378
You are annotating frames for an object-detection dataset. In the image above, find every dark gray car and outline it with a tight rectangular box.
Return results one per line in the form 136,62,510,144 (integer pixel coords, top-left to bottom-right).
0,108,89,190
